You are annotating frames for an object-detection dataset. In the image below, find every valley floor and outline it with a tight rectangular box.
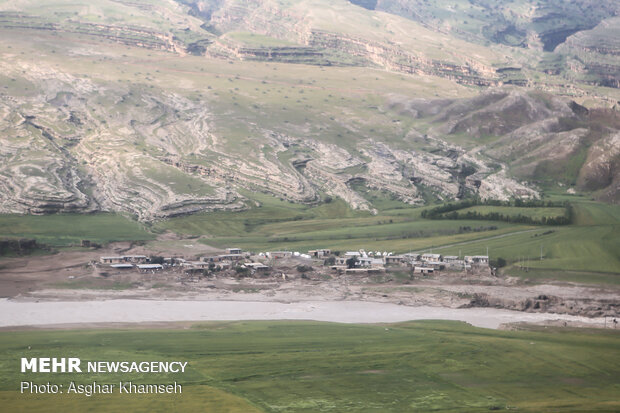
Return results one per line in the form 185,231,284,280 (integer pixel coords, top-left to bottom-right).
0,244,617,331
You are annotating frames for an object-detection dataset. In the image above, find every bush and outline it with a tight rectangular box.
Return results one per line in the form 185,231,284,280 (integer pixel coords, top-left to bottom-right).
150,256,164,264
491,257,507,268
235,266,249,277
296,265,313,273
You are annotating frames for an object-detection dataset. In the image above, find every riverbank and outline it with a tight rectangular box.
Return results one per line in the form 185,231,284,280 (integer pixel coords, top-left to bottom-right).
0,298,609,330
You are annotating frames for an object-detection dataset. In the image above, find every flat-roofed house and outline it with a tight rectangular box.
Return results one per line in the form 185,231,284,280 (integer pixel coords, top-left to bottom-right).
267,251,292,259
137,264,163,272
185,261,209,269
123,255,148,264
218,254,245,261
226,248,242,255
244,262,270,272
384,255,408,265
335,256,348,265
100,256,125,264
421,253,442,262
465,255,489,265
443,256,466,269
308,249,331,258
110,263,134,270
369,258,385,268
414,266,434,274
426,261,445,270
164,257,186,266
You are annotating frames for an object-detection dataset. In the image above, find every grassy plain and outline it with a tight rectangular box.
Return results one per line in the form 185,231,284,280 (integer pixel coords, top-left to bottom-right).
1,321,619,412
154,198,526,253
436,199,620,279
0,213,154,247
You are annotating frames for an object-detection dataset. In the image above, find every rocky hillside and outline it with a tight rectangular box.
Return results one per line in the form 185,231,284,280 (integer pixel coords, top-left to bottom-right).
0,0,618,220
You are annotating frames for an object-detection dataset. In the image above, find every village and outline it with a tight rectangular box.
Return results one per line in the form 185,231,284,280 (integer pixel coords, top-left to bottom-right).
97,247,491,279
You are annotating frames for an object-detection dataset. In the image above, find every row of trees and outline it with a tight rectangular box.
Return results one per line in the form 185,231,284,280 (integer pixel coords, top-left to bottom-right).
421,198,573,226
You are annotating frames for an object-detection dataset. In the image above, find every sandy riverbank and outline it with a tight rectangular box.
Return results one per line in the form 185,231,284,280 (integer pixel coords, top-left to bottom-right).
0,298,607,330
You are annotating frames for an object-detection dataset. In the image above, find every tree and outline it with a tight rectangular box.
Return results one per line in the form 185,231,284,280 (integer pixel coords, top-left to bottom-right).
296,265,313,273
346,257,358,269
150,256,164,264
235,266,249,277
491,257,507,268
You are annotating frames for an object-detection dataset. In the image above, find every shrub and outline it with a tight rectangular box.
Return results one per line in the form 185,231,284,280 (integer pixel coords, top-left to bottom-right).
491,257,507,268
346,257,358,269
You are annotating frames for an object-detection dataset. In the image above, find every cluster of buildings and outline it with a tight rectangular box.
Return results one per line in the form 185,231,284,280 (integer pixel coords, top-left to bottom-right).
329,250,489,274
98,247,489,276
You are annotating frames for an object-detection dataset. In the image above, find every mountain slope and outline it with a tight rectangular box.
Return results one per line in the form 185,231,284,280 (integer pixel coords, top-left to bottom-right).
0,0,618,221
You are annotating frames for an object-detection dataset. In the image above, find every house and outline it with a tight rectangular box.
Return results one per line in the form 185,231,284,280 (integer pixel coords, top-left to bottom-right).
465,255,489,265
444,259,466,269
369,258,385,268
137,264,163,272
202,255,222,263
308,249,331,258
216,261,233,270
426,261,445,270
184,267,206,275
335,256,348,265
100,256,125,264
123,255,149,264
403,253,421,261
244,262,270,272
185,261,209,269
345,267,383,275
226,247,242,255
421,253,442,262
336,254,370,266
357,257,373,267
110,263,134,270
407,260,424,268
443,256,460,263
384,255,408,265
355,258,384,268
414,266,434,274
267,251,292,259
344,251,361,257
164,257,186,266
217,254,245,261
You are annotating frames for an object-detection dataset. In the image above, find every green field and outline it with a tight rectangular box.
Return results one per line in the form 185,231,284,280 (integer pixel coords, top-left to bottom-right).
0,213,154,247
1,321,619,412
153,197,620,279
436,199,620,280
154,198,526,252
1,197,618,283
